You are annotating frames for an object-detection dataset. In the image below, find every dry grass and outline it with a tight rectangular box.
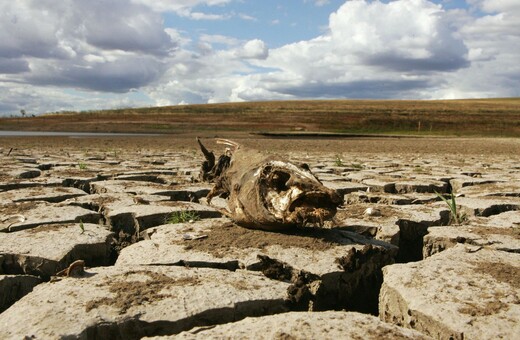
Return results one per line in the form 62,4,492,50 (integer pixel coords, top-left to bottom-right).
2,98,519,137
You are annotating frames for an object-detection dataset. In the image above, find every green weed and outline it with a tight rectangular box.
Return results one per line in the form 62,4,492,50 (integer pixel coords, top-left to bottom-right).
79,220,85,234
165,211,200,224
78,162,88,170
435,190,467,225
334,154,343,167
413,166,426,174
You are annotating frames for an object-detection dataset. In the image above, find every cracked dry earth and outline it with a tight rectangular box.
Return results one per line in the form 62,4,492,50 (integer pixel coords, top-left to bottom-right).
0,138,519,339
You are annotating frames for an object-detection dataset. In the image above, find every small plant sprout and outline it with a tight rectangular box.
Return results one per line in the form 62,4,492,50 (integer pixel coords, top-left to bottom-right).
165,211,200,224
79,220,85,234
78,162,88,170
413,166,425,174
435,190,466,225
334,154,343,167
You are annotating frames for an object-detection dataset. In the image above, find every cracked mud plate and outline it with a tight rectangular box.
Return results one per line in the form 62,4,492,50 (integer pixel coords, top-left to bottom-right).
0,266,290,339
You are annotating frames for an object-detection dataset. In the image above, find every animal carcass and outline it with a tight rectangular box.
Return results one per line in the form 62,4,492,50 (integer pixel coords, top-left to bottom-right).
198,138,343,231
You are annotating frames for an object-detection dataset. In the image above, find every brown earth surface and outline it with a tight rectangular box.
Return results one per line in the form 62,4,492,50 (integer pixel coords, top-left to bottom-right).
1,134,520,155
180,222,349,257
2,124,519,338
2,98,520,136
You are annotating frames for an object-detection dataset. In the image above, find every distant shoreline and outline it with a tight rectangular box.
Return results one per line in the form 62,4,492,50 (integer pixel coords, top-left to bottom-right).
0,131,159,137
251,132,452,139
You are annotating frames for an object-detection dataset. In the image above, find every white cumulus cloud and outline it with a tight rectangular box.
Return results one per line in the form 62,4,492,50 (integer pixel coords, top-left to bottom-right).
236,40,269,60
250,0,469,99
0,0,177,107
133,0,520,105
1,0,519,115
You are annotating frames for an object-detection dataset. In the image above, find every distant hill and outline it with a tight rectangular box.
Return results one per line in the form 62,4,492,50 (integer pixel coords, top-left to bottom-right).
2,98,519,137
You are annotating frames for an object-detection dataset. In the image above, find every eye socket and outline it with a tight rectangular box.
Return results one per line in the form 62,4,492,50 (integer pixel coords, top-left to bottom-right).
270,171,291,192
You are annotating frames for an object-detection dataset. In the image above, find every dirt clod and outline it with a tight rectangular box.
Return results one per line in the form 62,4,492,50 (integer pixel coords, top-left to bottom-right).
257,255,294,282
287,278,314,311
336,245,383,273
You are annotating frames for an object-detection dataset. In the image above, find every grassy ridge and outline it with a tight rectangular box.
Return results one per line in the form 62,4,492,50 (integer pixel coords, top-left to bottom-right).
1,98,519,137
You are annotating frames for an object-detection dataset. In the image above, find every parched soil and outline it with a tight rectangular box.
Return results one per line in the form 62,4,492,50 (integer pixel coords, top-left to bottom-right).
1,122,519,338
181,222,351,258
471,226,520,239
1,134,520,156
0,201,39,216
473,261,520,289
85,270,200,313
457,261,520,317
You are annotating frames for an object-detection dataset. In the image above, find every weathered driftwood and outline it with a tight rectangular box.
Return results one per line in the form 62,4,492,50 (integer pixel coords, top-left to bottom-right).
198,138,343,231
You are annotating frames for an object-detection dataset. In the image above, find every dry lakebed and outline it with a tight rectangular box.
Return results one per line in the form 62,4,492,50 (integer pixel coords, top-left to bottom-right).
0,135,519,339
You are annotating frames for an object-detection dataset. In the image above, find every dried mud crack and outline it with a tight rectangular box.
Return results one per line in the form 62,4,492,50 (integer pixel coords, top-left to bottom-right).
1,137,520,339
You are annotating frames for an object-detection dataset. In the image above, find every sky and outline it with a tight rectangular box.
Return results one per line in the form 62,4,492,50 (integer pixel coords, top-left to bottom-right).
0,0,519,116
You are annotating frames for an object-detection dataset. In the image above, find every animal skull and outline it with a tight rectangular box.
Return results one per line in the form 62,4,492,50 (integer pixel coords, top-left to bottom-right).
198,138,343,231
